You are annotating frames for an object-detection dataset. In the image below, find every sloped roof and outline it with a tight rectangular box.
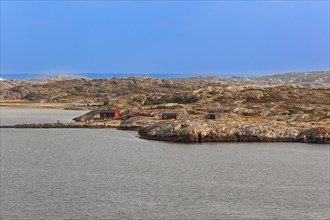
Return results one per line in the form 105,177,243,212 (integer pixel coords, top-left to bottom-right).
128,111,141,116
100,110,118,113
162,112,178,116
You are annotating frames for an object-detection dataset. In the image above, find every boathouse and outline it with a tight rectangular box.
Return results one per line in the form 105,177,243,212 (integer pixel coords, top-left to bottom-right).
162,112,178,120
100,110,120,119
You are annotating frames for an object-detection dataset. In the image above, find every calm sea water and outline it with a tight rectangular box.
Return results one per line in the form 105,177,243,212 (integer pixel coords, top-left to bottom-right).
0,108,88,125
1,109,329,219
1,72,257,80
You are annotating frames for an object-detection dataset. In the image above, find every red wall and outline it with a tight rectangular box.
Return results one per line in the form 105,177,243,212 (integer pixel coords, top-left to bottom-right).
101,111,120,118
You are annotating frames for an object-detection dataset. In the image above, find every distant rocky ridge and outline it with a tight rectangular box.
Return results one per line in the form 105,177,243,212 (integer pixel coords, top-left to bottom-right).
0,71,329,101
27,74,87,84
175,71,330,87
0,77,173,101
0,74,86,83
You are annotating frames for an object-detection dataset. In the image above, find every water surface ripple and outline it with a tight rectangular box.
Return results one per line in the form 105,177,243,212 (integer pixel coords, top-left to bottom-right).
0,109,329,219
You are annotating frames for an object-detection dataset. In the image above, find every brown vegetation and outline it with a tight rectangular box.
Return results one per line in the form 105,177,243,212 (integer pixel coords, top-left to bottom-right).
1,73,329,143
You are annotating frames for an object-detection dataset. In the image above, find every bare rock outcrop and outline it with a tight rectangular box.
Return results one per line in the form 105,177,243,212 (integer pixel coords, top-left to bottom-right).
138,120,207,142
138,120,329,144
297,127,330,143
118,117,154,130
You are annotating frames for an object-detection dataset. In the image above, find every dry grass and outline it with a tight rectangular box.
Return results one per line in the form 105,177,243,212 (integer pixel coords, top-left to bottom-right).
0,102,74,109
0,99,28,103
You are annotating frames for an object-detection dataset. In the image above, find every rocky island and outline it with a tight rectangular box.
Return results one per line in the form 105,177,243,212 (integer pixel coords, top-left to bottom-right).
138,119,329,143
1,71,329,144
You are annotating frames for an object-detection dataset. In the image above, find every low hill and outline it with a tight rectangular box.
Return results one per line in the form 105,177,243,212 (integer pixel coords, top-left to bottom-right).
255,71,330,85
176,71,330,87
28,74,87,84
0,71,329,102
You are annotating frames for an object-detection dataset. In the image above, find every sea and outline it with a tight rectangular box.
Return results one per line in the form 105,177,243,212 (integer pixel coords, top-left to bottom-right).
0,72,260,80
1,108,329,219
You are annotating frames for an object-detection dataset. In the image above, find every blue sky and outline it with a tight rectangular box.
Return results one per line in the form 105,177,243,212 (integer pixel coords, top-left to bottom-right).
1,1,329,78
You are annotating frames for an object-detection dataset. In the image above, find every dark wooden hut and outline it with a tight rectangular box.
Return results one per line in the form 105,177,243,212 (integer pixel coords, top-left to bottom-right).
100,110,120,119
207,113,217,120
162,112,178,120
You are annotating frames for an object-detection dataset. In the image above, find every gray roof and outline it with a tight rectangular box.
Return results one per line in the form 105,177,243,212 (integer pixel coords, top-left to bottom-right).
162,112,178,116
100,110,118,113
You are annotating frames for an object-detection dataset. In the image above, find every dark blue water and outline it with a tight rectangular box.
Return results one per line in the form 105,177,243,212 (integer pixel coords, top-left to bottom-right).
1,72,258,80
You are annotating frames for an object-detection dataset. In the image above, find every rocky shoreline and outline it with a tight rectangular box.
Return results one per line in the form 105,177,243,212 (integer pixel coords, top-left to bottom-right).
0,121,120,129
1,117,329,144
138,120,330,144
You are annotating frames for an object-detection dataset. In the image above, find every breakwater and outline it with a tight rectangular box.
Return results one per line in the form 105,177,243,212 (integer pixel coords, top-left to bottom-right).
0,122,119,129
1,119,329,144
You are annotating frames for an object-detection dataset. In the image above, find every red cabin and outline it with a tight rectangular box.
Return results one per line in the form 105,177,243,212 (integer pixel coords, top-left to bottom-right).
100,110,120,119
162,112,178,120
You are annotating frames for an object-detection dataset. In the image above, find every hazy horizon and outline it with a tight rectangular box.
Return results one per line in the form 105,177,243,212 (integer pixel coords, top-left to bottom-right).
1,70,330,80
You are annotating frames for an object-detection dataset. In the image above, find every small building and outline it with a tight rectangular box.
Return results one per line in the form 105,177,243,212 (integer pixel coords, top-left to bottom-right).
162,112,178,120
100,110,120,119
127,111,143,118
207,113,217,120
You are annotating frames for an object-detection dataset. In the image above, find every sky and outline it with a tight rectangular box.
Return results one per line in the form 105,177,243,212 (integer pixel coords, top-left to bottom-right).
0,1,329,78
